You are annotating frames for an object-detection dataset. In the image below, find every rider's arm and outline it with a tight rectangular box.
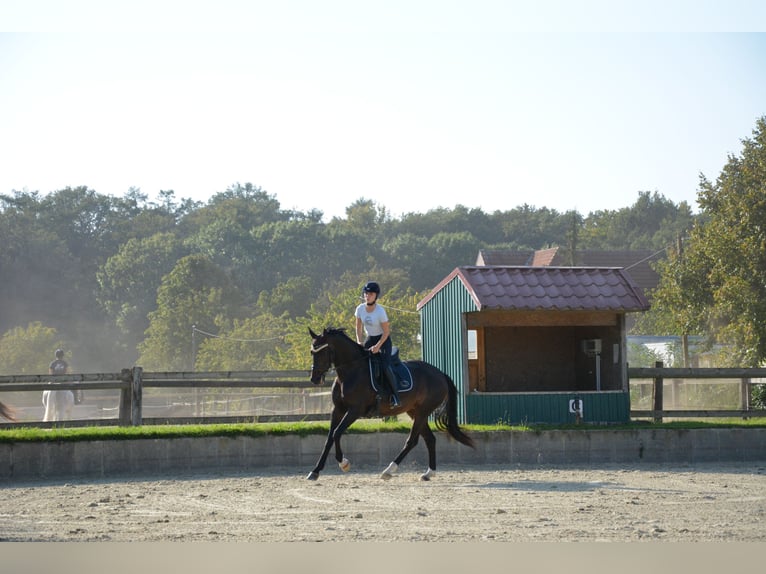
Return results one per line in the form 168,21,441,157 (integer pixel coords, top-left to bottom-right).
355,316,365,345
372,321,390,353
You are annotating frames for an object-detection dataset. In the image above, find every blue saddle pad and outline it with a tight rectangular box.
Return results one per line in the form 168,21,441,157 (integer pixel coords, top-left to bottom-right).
368,356,413,394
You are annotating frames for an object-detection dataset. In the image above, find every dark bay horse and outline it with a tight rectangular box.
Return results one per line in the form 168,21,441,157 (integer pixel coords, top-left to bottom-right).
307,327,474,481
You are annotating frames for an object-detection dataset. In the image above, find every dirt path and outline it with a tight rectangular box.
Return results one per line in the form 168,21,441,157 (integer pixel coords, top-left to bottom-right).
1,461,764,542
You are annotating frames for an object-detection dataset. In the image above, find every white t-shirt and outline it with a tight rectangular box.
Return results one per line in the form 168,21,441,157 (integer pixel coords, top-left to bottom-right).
355,303,389,337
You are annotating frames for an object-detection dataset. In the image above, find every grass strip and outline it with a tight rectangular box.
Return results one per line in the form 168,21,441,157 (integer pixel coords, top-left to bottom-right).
1,418,765,443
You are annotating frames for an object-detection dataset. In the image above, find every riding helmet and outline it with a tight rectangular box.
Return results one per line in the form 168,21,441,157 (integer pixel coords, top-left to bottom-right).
362,281,381,296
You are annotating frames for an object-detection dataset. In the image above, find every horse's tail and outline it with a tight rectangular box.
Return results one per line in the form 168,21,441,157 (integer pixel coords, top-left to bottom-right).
435,374,475,449
0,400,17,422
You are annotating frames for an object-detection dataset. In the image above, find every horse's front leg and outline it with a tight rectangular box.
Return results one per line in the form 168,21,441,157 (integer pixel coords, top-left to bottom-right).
307,406,345,480
331,410,361,473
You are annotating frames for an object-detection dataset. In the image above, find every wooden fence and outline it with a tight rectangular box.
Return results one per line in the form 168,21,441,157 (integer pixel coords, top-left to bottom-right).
0,368,330,428
3,365,766,428
628,364,766,422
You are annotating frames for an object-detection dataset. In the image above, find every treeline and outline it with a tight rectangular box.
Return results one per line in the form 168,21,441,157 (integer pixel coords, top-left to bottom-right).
0,184,694,374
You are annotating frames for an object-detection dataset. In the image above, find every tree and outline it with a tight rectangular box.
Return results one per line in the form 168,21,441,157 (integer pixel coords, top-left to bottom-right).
137,255,244,370
96,232,187,359
641,116,766,366
0,322,65,375
194,313,292,371
581,191,695,250
256,276,315,318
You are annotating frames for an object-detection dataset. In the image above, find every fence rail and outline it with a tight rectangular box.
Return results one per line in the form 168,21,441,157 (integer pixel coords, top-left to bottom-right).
628,364,766,422
0,368,328,428
3,365,765,428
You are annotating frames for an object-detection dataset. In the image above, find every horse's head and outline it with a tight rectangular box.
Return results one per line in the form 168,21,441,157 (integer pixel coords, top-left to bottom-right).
309,327,332,385
309,326,363,384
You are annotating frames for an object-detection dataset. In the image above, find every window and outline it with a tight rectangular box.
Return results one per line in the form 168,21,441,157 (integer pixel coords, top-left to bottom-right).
467,330,477,360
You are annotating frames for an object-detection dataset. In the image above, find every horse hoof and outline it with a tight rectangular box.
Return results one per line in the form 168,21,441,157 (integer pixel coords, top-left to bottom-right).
421,468,435,481
339,458,351,472
307,472,319,481
380,461,398,479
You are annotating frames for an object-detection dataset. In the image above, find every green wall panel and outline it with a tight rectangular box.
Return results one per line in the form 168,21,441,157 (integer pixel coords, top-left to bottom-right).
465,391,630,425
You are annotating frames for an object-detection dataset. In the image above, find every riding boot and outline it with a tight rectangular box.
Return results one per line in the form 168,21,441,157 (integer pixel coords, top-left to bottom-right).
384,364,401,408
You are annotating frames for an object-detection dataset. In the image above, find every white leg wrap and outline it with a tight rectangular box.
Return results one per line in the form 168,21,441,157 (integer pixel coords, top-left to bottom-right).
380,461,398,479
421,467,435,481
339,457,351,472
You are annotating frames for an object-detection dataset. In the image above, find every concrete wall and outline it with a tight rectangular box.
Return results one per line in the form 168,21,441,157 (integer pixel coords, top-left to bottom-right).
2,428,765,481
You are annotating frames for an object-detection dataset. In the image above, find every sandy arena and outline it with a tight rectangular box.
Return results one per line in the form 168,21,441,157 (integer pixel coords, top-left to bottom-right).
1,461,764,542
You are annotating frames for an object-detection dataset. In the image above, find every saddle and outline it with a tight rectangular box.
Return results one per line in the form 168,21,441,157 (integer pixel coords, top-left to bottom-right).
369,347,413,393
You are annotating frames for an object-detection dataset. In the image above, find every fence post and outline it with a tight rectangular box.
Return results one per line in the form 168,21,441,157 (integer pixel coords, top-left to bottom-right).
131,367,143,426
653,361,664,423
118,368,132,426
741,378,751,415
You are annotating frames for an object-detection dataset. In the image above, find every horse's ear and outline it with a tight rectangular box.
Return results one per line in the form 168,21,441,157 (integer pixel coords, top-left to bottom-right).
308,327,319,339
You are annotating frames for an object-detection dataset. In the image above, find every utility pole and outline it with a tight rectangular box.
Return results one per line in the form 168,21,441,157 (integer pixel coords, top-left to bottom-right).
678,234,690,368
191,324,197,371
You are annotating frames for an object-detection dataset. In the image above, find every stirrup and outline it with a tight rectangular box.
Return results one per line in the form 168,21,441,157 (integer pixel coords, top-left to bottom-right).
390,395,401,407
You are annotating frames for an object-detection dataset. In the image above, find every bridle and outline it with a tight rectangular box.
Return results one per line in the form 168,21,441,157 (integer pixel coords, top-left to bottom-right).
310,338,368,378
310,341,333,385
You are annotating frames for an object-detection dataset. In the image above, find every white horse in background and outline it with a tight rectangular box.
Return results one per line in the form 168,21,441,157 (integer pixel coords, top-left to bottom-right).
42,390,74,422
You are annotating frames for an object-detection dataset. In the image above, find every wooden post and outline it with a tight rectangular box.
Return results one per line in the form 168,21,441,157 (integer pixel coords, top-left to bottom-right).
653,361,664,423
118,368,132,426
741,378,751,416
131,367,143,426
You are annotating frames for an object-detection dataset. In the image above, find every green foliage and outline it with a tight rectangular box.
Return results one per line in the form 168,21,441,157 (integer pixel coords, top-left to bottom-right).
0,322,65,375
644,116,766,366
97,232,187,349
137,254,244,370
194,313,291,370
626,341,668,368
581,191,695,251
0,169,710,372
753,384,766,409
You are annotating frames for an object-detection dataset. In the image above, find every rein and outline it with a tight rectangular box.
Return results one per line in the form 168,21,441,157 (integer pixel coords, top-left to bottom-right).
311,341,370,371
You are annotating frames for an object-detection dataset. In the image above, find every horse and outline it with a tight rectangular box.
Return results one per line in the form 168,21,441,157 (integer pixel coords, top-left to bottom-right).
42,390,74,422
0,400,17,422
307,327,475,481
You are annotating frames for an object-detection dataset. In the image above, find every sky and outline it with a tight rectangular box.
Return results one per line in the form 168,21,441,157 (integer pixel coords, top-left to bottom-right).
1,2,766,221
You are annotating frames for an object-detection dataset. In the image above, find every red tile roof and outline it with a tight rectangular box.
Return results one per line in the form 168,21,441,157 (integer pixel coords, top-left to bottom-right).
476,247,663,296
418,266,651,312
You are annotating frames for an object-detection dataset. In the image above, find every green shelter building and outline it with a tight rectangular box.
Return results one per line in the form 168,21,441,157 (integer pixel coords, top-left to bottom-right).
416,265,650,425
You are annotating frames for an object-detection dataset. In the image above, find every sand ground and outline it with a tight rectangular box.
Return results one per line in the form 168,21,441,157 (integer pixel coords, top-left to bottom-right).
1,461,764,542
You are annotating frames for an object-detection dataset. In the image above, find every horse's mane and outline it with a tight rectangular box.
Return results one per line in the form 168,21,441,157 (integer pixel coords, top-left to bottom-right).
324,327,363,349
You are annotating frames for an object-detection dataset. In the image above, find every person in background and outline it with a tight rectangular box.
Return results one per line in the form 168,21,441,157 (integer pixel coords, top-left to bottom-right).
49,349,82,404
49,348,69,377
355,281,401,407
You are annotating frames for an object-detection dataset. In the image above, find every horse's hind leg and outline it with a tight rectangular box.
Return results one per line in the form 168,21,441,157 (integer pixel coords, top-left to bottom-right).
418,424,438,480
380,415,428,480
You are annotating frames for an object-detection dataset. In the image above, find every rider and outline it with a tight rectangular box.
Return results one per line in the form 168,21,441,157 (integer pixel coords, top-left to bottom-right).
49,349,69,376
355,281,401,408
49,348,82,404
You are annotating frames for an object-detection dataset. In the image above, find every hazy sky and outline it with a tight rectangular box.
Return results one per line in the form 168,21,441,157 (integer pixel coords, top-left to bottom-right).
2,2,765,220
